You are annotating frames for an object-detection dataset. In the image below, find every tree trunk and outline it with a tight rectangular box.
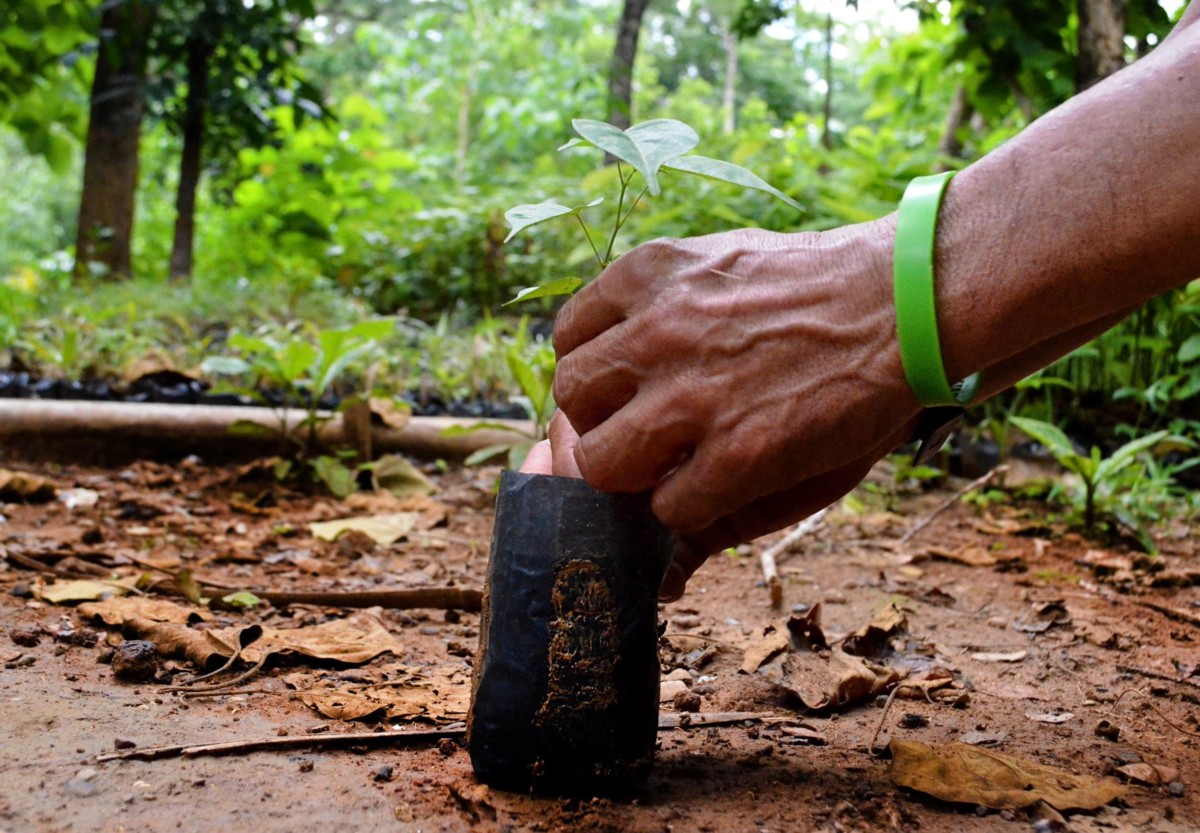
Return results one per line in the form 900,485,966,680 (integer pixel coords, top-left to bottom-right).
169,36,213,282
820,11,833,149
935,84,974,170
721,28,738,136
1077,0,1126,91
73,0,156,281
606,0,651,132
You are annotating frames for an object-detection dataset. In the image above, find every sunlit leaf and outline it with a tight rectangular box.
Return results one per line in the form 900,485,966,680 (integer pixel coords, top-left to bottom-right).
664,155,802,211
571,118,698,195
503,199,602,243
502,277,583,307
200,356,252,376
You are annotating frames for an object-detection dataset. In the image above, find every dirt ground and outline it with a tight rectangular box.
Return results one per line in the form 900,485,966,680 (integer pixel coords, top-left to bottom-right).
0,453,1197,833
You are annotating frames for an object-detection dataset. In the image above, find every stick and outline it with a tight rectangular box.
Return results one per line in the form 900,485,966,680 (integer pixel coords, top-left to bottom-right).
1115,664,1200,690
898,466,1007,546
1133,600,1200,629
760,508,829,608
96,726,467,762
244,588,482,612
97,713,780,763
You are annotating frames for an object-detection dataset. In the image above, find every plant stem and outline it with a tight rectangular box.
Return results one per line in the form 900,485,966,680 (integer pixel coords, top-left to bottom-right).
603,164,632,266
576,215,604,268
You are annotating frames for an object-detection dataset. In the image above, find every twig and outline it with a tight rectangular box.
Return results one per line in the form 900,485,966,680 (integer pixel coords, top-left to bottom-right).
1106,688,1200,738
243,587,482,612
1115,664,1200,691
163,655,267,694
868,683,906,754
178,688,273,699
96,725,467,762
898,466,1007,546
760,508,829,608
1133,600,1200,629
97,713,780,763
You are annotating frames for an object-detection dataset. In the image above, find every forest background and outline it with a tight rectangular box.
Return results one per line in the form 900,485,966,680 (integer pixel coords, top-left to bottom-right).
1,0,1198,522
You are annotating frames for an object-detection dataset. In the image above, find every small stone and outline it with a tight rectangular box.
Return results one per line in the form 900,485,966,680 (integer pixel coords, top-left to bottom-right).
1094,720,1120,742
75,767,98,781
1168,782,1185,797
664,669,692,684
659,680,689,702
298,759,314,772
81,527,104,545
986,616,1008,629
111,640,159,682
113,738,137,750
790,602,811,614
64,778,98,798
823,591,848,605
437,738,457,757
10,624,40,647
373,764,395,782
671,614,703,629
898,713,928,729
5,655,36,669
418,625,440,636
443,609,461,624
673,690,702,713
11,583,32,599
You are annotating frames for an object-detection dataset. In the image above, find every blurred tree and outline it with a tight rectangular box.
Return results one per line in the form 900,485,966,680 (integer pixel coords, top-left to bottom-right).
607,0,652,131
73,0,157,280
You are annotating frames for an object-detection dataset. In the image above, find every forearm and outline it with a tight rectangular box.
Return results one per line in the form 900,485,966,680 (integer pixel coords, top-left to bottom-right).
930,18,1200,388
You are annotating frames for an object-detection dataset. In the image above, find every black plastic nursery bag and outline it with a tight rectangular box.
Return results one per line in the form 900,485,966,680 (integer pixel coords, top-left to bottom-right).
467,470,674,795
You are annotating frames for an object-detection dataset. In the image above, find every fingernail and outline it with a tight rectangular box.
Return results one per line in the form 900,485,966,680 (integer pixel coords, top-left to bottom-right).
657,562,686,603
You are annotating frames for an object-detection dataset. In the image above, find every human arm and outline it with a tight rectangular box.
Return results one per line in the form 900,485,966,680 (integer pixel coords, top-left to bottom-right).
551,7,1200,599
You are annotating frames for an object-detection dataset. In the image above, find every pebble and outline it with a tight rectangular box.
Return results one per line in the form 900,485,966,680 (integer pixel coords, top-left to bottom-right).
1168,782,1186,797
437,738,457,757
10,624,41,647
11,583,32,599
373,765,395,782
113,738,137,750
419,625,440,636
64,778,98,798
75,767,98,781
899,713,929,729
791,602,811,614
298,759,314,772
111,640,159,682
673,690,702,713
671,614,703,629
986,616,1008,629
663,669,692,685
823,591,848,605
659,680,688,702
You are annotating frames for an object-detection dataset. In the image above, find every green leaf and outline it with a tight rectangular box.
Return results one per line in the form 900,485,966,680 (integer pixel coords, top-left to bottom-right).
502,277,583,307
506,346,548,417
440,421,533,438
1178,334,1200,364
464,444,515,466
1009,417,1079,467
311,455,356,498
571,118,699,195
664,155,802,211
221,591,262,609
503,199,602,244
200,356,252,376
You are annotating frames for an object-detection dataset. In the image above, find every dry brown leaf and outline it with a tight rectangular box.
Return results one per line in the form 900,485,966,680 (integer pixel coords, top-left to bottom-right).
0,469,57,502
79,597,212,626
889,739,1125,811
1115,762,1180,786
343,493,448,530
369,397,412,431
767,648,905,712
297,664,469,722
740,627,790,674
785,604,829,652
370,454,436,498
927,545,997,567
122,618,234,670
207,611,403,665
309,512,420,546
842,603,907,658
39,577,140,604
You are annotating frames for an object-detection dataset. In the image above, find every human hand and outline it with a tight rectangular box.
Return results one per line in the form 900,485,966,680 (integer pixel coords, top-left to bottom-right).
518,410,584,478
554,218,924,597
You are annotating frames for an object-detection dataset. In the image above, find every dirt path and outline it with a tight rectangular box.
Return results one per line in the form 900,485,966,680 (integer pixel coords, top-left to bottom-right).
1,459,1196,832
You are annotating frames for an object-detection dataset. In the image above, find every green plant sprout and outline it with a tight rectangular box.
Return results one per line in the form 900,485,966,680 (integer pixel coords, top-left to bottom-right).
503,118,801,303
460,117,800,468
202,318,399,492
1008,415,1192,550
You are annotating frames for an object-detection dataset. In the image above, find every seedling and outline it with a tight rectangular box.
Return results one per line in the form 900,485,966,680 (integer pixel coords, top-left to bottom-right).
1009,415,1192,549
202,318,399,492
459,118,801,466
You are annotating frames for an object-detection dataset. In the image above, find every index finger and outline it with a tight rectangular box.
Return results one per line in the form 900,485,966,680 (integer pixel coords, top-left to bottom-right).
553,263,629,358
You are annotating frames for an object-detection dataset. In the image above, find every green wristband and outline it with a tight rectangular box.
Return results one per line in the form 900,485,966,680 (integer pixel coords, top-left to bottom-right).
893,171,979,407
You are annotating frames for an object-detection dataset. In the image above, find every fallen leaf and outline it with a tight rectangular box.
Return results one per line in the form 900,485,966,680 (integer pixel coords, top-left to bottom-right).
971,650,1028,663
766,648,905,712
786,603,829,652
369,455,436,498
842,604,907,658
297,663,470,722
39,578,139,604
927,545,996,567
779,725,826,744
1013,601,1072,634
343,493,448,530
369,397,412,431
889,739,1125,811
78,597,212,625
0,469,57,502
1115,762,1180,786
310,512,420,546
1027,711,1074,724
740,626,790,674
961,730,1007,746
